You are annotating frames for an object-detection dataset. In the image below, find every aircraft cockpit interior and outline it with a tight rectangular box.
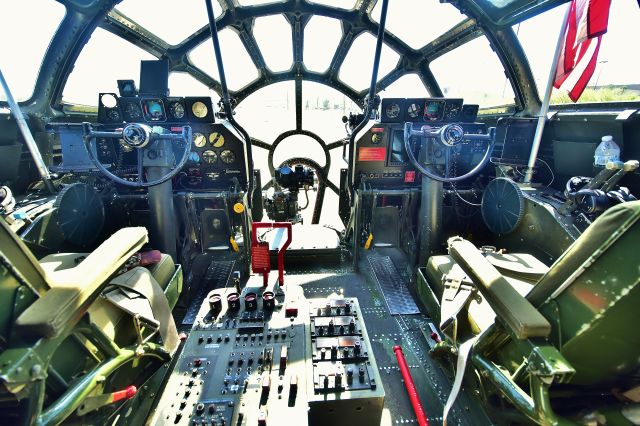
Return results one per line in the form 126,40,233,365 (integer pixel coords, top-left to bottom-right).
1,0,639,425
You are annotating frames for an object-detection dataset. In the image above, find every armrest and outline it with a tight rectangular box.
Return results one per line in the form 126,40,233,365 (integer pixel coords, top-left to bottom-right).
447,237,551,339
14,227,148,339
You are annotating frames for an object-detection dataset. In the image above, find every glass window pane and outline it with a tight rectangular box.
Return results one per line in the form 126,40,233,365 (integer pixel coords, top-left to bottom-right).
430,36,515,107
516,1,640,104
379,74,430,98
234,81,295,144
308,0,356,10
189,29,259,91
238,0,281,5
371,0,464,49
63,29,155,106
339,33,400,91
254,15,293,72
302,81,361,142
304,16,343,73
115,0,219,45
0,1,66,102
168,72,220,104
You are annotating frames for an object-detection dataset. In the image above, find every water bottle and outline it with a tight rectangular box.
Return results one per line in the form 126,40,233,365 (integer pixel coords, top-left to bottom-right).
594,135,620,166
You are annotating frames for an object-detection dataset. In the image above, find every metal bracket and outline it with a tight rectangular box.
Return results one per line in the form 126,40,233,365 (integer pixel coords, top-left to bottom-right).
616,109,638,121
526,345,575,383
440,274,477,332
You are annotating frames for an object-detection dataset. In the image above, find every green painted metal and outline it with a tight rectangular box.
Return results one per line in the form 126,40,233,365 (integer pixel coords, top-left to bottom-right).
38,342,169,426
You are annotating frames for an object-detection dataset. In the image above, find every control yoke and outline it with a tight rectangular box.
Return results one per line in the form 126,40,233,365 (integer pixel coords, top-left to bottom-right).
404,122,495,183
82,122,192,188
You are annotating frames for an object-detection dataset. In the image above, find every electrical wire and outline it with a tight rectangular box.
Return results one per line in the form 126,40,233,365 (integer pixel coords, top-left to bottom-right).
537,158,555,187
300,188,310,210
451,186,482,207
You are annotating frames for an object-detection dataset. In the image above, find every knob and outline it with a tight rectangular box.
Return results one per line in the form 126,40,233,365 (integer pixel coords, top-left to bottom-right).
227,292,240,311
335,373,343,389
244,292,258,311
330,345,338,360
328,320,335,334
209,294,223,316
262,291,275,310
196,403,205,414
354,341,361,355
349,319,356,332
320,348,326,360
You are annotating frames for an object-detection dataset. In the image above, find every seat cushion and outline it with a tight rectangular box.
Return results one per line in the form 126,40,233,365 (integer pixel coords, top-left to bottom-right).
426,253,539,335
39,252,176,344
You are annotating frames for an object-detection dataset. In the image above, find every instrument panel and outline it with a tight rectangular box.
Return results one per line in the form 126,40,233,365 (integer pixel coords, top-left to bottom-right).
96,93,246,190
380,98,478,124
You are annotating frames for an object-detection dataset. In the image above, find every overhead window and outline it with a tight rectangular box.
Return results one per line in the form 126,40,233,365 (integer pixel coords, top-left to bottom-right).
168,72,220,104
339,33,400,91
516,1,640,104
304,16,343,73
234,81,296,144
430,35,515,108
63,29,155,106
238,0,281,5
308,0,356,10
189,29,259,91
379,74,430,98
302,81,361,143
371,0,464,50
0,1,66,102
115,0,220,45
254,15,293,72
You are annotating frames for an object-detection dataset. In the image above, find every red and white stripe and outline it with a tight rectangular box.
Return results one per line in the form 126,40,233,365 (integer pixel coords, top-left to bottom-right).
553,0,611,102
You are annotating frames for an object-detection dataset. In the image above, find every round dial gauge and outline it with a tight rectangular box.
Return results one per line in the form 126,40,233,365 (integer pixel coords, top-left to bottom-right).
407,102,422,119
445,104,461,120
193,133,207,148
202,150,218,164
220,150,235,164
124,102,142,120
106,109,121,121
169,102,185,119
192,101,208,118
209,132,225,148
385,103,400,119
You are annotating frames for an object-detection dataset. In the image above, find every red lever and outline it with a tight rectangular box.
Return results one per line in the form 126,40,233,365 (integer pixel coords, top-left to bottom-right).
251,222,292,287
112,385,137,403
393,346,429,426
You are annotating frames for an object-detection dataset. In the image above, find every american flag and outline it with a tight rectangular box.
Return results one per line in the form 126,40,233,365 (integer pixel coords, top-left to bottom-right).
553,0,612,101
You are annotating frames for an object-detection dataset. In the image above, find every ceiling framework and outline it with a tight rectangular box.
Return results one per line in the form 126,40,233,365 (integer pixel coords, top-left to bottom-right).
9,0,548,119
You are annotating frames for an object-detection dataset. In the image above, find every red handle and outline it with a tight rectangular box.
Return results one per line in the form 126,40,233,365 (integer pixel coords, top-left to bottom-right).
393,346,429,426
252,222,292,286
112,385,137,403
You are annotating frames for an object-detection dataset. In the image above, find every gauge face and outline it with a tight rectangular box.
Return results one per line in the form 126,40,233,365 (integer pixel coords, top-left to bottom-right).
444,102,462,120
220,150,235,164
169,101,185,119
192,101,208,118
142,99,166,121
407,102,422,119
424,100,445,122
209,132,225,148
385,103,400,119
193,133,207,148
124,102,142,120
106,109,120,121
202,150,218,164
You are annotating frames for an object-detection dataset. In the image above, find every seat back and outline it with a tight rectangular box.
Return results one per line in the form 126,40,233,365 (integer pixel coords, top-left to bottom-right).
529,201,640,385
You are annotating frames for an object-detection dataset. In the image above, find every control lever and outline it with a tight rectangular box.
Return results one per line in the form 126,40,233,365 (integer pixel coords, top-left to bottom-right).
251,222,293,287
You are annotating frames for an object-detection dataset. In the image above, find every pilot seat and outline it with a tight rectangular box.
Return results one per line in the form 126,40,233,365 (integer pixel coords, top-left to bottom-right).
419,200,640,424
0,219,181,424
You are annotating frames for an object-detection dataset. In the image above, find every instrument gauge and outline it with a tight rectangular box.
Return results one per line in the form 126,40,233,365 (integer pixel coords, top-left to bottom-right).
124,102,142,120
193,133,207,148
169,101,185,119
106,109,121,122
385,103,400,119
444,103,462,120
209,132,225,148
220,150,235,164
202,150,218,164
192,101,208,118
406,102,422,119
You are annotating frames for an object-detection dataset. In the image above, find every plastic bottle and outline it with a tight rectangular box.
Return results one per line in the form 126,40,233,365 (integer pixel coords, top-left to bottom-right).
594,135,620,166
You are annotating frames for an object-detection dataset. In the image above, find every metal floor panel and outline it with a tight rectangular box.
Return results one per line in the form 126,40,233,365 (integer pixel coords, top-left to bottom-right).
182,260,235,325
368,254,420,315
